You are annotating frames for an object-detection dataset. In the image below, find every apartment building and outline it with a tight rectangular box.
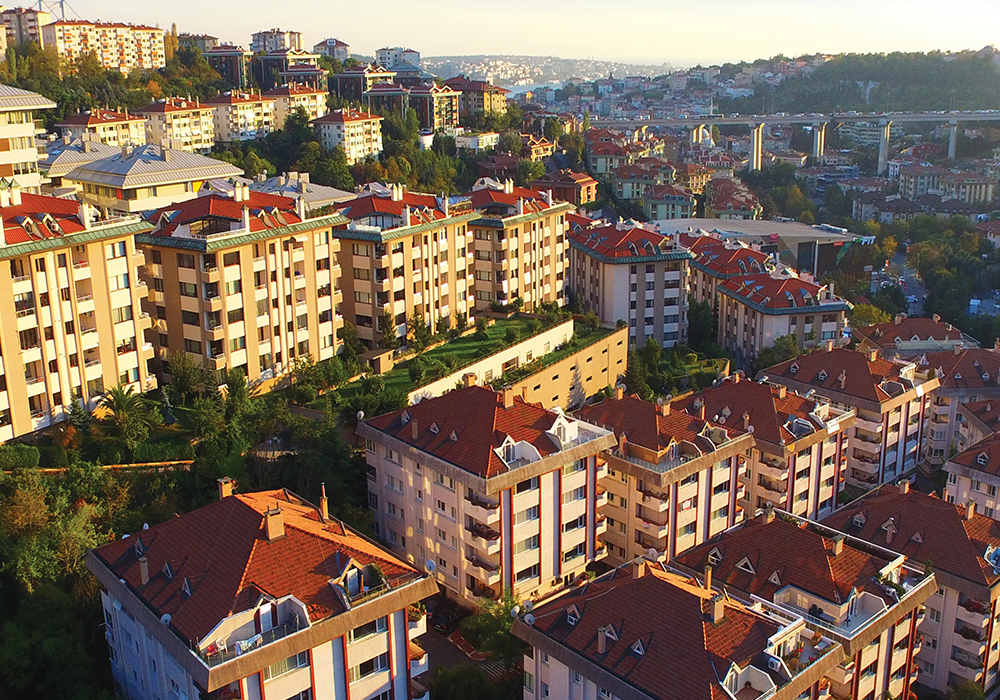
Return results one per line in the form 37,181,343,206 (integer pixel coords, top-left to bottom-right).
675,374,854,521
586,142,628,179
39,136,117,191
675,510,935,700
357,384,616,603
941,174,996,205
957,400,1000,453
376,47,420,68
55,108,147,147
759,347,940,489
177,33,217,53
682,231,775,305
66,144,242,214
330,65,397,101
256,48,326,91
705,177,763,220
333,184,476,348
86,481,436,700
853,314,978,360
612,165,664,201
921,347,1000,466
0,85,55,192
514,562,842,700
41,20,165,74
674,162,712,194
898,165,946,200
643,183,695,220
264,84,328,130
1,6,52,45
521,134,555,162
577,387,755,563
250,27,303,53
138,185,345,383
827,483,1000,695
442,75,509,117
717,272,849,369
944,433,1000,517
0,186,156,439
135,97,217,153
313,110,384,165
249,172,353,215
568,223,692,348
314,37,350,61
529,169,597,206
467,180,571,311
407,84,460,131
204,91,276,143
204,45,253,89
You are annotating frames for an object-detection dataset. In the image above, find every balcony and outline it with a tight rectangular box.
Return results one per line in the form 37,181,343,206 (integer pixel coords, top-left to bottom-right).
958,598,990,627
637,514,669,540
464,493,500,524
466,522,501,555
756,459,789,481
757,478,787,502
951,647,985,672
72,261,91,279
465,553,501,584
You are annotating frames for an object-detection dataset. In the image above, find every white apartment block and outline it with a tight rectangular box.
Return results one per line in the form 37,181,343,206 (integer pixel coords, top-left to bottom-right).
0,85,54,192
358,385,616,604
204,91,276,143
250,28,303,53
264,84,329,131
375,47,420,68
1,7,52,45
135,97,216,153
313,110,383,165
314,38,350,61
55,108,147,147
86,482,436,700
41,20,165,74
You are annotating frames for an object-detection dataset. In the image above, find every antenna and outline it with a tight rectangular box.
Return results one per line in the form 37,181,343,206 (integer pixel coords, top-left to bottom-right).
424,560,436,573
523,600,533,612
647,547,658,561
524,613,536,626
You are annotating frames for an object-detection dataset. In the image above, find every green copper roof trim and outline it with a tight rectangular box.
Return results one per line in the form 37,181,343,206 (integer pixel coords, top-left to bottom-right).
0,219,153,260
715,284,851,316
332,212,480,243
470,201,573,229
567,238,694,264
135,214,349,252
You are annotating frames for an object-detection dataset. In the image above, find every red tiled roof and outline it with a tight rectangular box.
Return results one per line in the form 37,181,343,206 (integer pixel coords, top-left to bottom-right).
645,183,694,202
263,85,326,98
335,190,444,224
960,399,1000,436
203,92,277,106
719,273,829,310
675,515,891,605
577,394,717,452
569,224,673,259
364,386,563,479
682,234,771,276
761,348,908,404
588,143,627,157
525,566,780,700
135,98,215,115
442,75,509,94
145,192,299,236
56,108,144,127
854,316,968,351
924,348,1000,390
0,193,90,243
467,186,547,213
824,485,1000,587
313,109,383,124
950,432,1000,477
91,490,419,643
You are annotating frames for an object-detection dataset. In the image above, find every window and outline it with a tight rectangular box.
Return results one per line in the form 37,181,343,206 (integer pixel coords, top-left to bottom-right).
515,564,539,583
515,476,538,494
222,252,240,267
713,505,729,520
349,652,388,682
112,306,133,324
514,535,539,554
182,310,199,325
927,606,941,623
179,282,197,297
262,651,308,680
229,336,246,352
514,506,539,524
225,279,242,296
681,522,696,536
562,486,586,504
109,273,130,291
713,482,729,495
523,671,534,693
227,308,244,324
349,616,387,642
563,514,586,532
176,252,195,268
108,241,128,259
353,267,370,280
183,339,202,354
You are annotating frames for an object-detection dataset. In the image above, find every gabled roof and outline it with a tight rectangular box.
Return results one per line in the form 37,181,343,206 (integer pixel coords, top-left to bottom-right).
682,234,772,278
64,144,243,189
144,191,299,236
569,223,692,262
313,109,383,124
364,386,568,479
675,515,892,605
90,490,419,643
0,84,56,112
40,138,118,178
825,485,1000,588
924,348,1000,391
56,108,144,128
645,183,694,202
855,316,973,352
760,348,912,405
0,191,90,244
578,394,718,453
263,84,327,98
203,91,277,106
134,97,215,115
949,432,1000,478
718,273,836,312
335,189,444,224
519,566,782,700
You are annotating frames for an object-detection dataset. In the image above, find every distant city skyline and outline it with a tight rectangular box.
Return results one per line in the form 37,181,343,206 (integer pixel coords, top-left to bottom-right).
68,0,998,68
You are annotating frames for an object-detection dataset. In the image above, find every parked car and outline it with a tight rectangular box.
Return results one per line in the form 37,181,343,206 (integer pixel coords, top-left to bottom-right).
431,606,468,635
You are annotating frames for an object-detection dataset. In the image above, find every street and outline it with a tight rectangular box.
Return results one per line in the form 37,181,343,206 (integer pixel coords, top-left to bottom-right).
891,251,927,316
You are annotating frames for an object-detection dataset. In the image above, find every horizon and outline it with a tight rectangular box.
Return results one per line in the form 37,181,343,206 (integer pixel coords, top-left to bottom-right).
64,0,998,68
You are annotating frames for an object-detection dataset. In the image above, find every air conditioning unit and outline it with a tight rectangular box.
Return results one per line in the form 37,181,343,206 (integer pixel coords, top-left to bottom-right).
768,656,782,672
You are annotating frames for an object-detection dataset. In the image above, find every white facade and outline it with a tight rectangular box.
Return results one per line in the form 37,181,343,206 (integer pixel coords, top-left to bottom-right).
41,21,165,74
376,47,420,68
250,28,303,53
314,111,383,165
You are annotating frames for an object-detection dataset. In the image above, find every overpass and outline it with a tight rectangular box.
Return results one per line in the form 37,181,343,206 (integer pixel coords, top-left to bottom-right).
592,111,1000,174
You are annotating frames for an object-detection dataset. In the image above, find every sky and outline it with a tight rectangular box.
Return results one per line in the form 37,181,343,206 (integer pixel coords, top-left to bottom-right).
69,0,999,67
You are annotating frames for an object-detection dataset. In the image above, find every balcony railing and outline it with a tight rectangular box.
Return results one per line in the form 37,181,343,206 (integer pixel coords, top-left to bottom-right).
466,522,500,541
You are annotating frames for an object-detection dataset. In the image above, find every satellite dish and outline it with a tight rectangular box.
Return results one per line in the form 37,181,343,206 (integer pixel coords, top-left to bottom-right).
523,600,534,612
122,533,130,539
647,547,659,561
511,605,521,618
160,613,172,626
424,560,436,573
357,411,365,422
524,613,536,626
747,425,755,434
142,523,149,530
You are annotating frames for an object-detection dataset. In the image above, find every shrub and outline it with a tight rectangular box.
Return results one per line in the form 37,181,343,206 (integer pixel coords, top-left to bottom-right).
0,443,40,469
526,319,542,335
504,327,520,345
132,441,196,463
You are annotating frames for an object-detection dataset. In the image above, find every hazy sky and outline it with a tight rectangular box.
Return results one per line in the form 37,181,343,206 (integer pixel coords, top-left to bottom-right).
74,0,998,67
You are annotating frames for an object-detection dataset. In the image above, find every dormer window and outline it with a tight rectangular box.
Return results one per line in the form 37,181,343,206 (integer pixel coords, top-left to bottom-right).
503,443,515,463
134,536,144,557
768,571,781,586
790,362,799,374
632,639,646,656
852,513,866,528
430,422,439,434
566,604,580,626
736,557,755,574
818,369,828,381
162,561,174,580
450,430,459,442
708,547,722,566
400,410,410,425
910,531,923,544
181,577,192,598
978,453,989,466
604,625,618,641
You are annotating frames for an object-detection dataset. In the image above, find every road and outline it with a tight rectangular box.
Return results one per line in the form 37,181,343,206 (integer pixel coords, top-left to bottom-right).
891,251,927,317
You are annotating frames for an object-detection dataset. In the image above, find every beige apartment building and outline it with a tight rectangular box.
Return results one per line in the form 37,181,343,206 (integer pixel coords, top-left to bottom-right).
568,223,692,348
358,384,616,604
333,185,477,349
313,109,384,165
41,20,165,74
677,509,934,700
957,399,1000,454
944,433,1000,517
828,483,1000,695
674,374,855,521
250,27,303,53
717,271,849,370
0,84,55,192
135,97,217,153
264,84,328,130
204,91,276,143
467,180,571,311
682,231,775,305
1,7,52,46
55,108,147,147
137,184,346,383
0,186,156,440
761,347,940,489
577,388,754,563
66,144,242,214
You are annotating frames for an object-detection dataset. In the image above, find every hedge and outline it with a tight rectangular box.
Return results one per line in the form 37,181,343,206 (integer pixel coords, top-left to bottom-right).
131,441,195,464
0,443,41,469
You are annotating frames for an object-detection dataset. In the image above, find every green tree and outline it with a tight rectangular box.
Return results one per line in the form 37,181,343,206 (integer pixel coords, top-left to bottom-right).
754,334,802,372
191,394,226,442
99,386,160,455
458,589,528,670
583,109,591,131
516,159,545,187
408,313,432,350
497,129,522,155
166,350,204,404
688,299,716,352
380,310,400,350
850,304,891,328
429,664,500,700
624,349,652,400
947,681,986,700
543,117,564,142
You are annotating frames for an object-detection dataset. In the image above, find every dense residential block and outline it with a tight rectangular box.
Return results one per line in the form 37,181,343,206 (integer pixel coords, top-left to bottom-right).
642,183,695,220
204,45,253,89
264,84,329,130
514,562,843,700
826,483,1000,695
760,347,940,489
853,313,979,360
250,27,303,53
922,347,1000,465
313,109,384,165
676,509,934,700
86,482,436,700
682,230,775,305
204,91,277,143
41,20,165,74
944,432,1000,516
0,6,52,46
134,97,217,153
137,185,346,383
0,187,156,439
0,85,55,192
357,385,616,603
55,108,147,147
568,223,692,348
529,169,598,206
442,75,509,117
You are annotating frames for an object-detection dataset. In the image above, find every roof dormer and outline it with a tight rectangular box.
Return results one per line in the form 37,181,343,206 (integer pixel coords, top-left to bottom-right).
566,604,580,626
736,557,755,575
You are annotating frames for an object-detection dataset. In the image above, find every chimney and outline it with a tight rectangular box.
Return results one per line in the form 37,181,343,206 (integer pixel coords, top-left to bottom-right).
295,195,306,221
9,183,20,207
660,401,670,417
139,556,149,585
0,216,5,246
162,148,172,163
503,386,516,409
763,505,775,523
615,384,624,400
825,339,834,352
633,560,648,579
441,193,449,217
217,476,235,500
830,535,844,556
264,506,285,541
894,314,904,326
868,348,878,362
897,479,910,495
517,198,525,216
597,626,609,654
411,417,419,440
839,370,847,390
241,206,250,231
463,373,477,388
709,593,725,624
233,182,245,201
932,314,941,323
81,139,91,152
121,144,132,159
777,385,787,399
320,482,329,521
618,431,627,454
732,372,740,384
0,187,8,208
698,403,706,420
742,411,750,430
966,501,976,521
403,205,411,227
704,565,713,592
954,344,962,356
